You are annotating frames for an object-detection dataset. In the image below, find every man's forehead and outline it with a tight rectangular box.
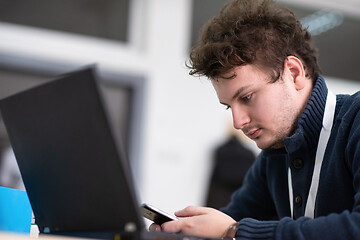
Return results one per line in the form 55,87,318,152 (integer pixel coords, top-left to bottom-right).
213,65,258,83
214,67,242,82
211,66,274,97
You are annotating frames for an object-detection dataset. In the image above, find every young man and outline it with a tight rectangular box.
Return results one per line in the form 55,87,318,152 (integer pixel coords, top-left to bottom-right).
151,0,360,239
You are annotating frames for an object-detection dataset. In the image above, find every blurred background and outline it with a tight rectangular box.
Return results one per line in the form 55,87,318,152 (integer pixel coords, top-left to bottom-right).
0,0,359,215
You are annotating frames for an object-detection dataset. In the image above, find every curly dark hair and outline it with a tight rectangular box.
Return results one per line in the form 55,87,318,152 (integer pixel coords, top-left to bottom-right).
188,0,321,83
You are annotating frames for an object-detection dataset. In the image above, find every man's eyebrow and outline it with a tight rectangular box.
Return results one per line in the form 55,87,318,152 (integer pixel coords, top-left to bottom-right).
231,86,247,101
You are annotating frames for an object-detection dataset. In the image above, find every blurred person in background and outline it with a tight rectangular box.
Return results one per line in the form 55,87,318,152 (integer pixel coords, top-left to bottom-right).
206,132,255,209
150,0,360,239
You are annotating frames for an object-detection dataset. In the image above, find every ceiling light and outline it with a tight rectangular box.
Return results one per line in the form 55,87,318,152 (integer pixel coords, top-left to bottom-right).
300,10,344,36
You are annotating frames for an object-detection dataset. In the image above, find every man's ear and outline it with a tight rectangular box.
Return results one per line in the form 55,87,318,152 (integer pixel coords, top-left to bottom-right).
284,56,307,90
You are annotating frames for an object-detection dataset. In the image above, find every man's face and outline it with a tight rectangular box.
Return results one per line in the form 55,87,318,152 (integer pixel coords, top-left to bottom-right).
212,64,304,149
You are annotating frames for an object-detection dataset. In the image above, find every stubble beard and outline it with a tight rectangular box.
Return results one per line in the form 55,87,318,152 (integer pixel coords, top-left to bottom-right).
267,116,300,149
259,89,303,150
267,100,302,149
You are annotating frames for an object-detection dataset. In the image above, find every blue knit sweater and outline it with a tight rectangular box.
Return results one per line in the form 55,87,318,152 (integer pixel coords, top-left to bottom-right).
221,76,360,239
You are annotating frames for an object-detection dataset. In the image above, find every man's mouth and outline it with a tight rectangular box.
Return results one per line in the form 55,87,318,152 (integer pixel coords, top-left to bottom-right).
246,128,261,139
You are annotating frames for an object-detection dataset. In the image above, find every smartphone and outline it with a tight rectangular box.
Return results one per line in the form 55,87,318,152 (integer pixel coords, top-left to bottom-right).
140,203,178,225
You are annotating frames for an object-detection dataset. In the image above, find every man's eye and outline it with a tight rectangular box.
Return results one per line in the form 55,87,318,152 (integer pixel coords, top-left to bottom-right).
225,105,231,110
242,94,252,102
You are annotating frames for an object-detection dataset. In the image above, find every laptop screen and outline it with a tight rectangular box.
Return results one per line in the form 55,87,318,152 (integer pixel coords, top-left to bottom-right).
0,67,144,234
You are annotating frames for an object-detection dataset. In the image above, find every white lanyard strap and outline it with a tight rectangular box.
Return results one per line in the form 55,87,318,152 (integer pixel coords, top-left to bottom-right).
288,90,336,219
288,167,294,218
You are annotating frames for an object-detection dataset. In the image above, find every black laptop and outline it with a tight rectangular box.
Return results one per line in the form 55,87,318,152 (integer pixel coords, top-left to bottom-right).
0,67,178,239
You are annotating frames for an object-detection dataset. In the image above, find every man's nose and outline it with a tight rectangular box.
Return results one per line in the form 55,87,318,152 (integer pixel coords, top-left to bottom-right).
232,107,250,129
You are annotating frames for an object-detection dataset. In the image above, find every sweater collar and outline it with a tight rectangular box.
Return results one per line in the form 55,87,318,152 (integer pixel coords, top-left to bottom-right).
264,75,328,156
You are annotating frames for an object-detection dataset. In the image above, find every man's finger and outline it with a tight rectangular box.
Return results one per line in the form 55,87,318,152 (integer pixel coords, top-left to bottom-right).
175,206,211,217
161,220,183,233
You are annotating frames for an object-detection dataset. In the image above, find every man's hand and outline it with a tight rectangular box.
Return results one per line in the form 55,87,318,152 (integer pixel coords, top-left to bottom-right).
149,206,237,238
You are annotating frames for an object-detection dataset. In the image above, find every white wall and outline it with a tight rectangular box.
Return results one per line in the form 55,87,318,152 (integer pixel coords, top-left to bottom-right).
138,0,231,212
326,77,360,94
